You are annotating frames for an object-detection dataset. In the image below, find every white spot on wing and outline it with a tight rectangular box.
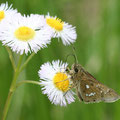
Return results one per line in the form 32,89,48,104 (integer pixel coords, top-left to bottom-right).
86,92,96,97
89,92,96,96
86,85,90,89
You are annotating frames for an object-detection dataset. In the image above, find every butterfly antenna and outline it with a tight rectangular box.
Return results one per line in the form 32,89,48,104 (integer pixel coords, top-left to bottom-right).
71,44,78,64
64,45,78,71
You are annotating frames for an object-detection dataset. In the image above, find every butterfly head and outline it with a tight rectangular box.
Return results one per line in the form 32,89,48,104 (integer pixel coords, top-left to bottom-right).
65,64,83,80
72,63,83,75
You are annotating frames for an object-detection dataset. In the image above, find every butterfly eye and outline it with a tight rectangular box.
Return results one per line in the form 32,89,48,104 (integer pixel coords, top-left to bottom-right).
74,68,78,73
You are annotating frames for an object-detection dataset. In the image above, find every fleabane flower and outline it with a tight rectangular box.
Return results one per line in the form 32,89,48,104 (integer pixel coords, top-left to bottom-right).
0,2,17,23
0,14,51,54
38,60,75,106
44,14,77,45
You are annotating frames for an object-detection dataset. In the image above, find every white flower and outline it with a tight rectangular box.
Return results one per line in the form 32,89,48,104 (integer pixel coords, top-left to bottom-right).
0,14,52,55
44,14,77,45
38,60,75,106
0,2,17,23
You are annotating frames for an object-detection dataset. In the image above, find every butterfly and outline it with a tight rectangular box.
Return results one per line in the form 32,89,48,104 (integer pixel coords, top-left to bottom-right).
66,63,120,103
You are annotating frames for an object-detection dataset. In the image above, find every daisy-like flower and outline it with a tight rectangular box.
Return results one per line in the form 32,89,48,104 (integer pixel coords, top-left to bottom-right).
0,14,52,54
44,14,77,45
38,60,75,106
0,2,17,23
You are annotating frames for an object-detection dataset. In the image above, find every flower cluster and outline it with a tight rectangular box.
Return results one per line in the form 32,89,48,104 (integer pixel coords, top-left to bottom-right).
0,2,76,106
0,2,77,55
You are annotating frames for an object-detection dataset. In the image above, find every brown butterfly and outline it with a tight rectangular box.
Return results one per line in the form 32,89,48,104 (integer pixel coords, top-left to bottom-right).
66,63,120,103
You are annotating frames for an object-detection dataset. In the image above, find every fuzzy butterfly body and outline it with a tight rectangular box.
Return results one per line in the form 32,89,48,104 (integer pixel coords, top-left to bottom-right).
67,64,120,103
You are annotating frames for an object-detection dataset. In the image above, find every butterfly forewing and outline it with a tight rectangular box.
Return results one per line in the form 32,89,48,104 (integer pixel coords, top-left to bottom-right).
79,78,102,103
78,71,120,103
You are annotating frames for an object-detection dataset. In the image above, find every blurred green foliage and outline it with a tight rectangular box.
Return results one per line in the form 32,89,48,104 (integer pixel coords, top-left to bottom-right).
0,0,120,120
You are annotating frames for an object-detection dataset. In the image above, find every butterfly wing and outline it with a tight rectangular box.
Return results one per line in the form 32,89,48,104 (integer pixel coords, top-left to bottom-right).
78,71,120,103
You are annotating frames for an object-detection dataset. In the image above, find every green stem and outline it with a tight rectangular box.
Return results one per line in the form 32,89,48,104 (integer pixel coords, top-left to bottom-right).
5,47,16,71
2,54,24,120
19,52,35,73
16,80,40,89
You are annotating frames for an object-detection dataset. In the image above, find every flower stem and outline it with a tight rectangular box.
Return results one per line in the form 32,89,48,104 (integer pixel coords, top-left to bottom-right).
2,54,24,120
5,47,16,71
16,80,40,89
19,52,35,73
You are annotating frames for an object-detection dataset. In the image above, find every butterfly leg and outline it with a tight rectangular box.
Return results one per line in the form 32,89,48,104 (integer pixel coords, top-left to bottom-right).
76,86,83,102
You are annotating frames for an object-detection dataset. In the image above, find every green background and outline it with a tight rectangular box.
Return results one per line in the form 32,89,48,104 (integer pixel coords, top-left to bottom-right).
0,0,120,120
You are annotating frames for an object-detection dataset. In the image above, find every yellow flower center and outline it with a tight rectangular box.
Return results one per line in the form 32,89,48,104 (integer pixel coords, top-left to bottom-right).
0,11,5,21
53,72,69,92
14,26,35,41
46,17,64,31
